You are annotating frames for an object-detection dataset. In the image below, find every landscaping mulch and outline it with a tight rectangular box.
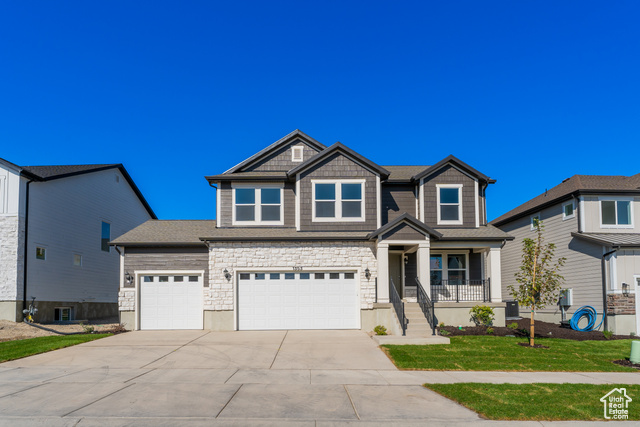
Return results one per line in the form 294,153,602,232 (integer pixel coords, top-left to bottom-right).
517,342,549,349
439,318,635,341
613,359,640,370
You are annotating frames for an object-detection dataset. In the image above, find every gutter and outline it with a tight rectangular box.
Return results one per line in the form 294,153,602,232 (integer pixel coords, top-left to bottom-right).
601,248,618,332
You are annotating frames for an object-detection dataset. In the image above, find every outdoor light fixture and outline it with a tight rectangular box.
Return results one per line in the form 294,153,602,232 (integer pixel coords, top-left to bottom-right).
622,282,630,297
223,268,231,281
125,272,133,286
364,268,371,280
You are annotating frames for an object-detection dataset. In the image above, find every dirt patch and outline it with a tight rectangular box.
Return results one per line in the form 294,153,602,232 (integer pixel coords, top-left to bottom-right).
613,359,640,370
517,342,549,349
438,318,635,341
0,318,121,342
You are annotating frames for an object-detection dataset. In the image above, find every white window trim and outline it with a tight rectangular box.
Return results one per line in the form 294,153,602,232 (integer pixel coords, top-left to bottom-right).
430,251,470,281
232,183,284,226
436,184,463,225
291,146,304,162
35,246,47,261
311,179,366,222
0,175,5,214
599,197,634,229
562,201,575,221
530,212,541,230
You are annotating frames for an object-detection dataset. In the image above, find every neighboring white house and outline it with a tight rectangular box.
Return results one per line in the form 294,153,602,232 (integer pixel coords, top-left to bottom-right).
0,158,155,322
492,173,640,335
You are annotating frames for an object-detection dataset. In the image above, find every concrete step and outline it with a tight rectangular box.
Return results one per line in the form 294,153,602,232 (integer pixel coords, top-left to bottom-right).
373,334,449,345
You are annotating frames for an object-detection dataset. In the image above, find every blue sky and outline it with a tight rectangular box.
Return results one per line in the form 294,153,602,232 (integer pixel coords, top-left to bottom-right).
1,1,638,221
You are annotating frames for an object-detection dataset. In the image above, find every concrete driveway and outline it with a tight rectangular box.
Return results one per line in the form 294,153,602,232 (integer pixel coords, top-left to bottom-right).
0,330,481,425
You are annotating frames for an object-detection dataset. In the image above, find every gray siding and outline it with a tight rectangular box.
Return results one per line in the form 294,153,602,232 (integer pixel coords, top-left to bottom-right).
381,223,426,241
498,202,604,314
218,181,295,228
469,251,482,281
123,247,209,288
423,165,476,227
405,252,417,287
245,139,320,172
299,152,378,231
381,184,416,224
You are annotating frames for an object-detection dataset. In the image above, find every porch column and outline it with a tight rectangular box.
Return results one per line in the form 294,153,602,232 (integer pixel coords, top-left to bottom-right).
377,243,389,303
416,241,431,299
487,247,502,302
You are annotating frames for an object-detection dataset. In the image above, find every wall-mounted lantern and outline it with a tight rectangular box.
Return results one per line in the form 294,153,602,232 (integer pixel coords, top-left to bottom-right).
223,268,232,281
622,282,630,297
364,268,371,280
125,272,133,286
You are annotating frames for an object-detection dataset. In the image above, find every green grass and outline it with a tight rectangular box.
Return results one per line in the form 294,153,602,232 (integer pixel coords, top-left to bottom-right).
0,334,111,362
383,336,636,371
425,383,640,420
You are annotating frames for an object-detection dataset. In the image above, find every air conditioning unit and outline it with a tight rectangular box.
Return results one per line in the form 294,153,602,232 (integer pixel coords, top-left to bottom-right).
559,288,572,307
505,301,519,318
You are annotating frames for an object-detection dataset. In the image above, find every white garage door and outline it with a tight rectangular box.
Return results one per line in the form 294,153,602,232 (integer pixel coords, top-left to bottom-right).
140,274,203,330
238,271,360,330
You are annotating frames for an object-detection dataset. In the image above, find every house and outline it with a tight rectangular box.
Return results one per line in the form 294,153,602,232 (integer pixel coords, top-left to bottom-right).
491,173,640,335
0,158,155,322
111,130,512,332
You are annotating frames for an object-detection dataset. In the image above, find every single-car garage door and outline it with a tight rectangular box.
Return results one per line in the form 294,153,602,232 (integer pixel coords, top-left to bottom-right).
238,271,359,330
140,274,203,330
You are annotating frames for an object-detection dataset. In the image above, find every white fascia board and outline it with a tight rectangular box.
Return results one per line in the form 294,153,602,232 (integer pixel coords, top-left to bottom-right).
216,185,221,228
474,179,479,228
295,174,301,231
376,175,381,229
419,178,424,222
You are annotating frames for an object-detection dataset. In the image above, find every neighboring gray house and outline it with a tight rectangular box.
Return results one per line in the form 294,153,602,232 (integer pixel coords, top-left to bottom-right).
0,158,155,322
112,130,512,333
491,174,640,335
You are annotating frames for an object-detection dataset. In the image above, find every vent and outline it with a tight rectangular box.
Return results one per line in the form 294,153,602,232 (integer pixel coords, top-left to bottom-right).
291,146,304,162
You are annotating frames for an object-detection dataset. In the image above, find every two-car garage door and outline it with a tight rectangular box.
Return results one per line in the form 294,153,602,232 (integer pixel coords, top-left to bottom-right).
238,271,360,330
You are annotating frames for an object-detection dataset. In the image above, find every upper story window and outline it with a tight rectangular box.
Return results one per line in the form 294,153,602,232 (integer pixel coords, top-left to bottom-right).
291,146,304,162
233,185,284,225
600,198,633,228
101,222,110,252
436,184,463,225
36,247,46,260
312,180,365,222
562,201,575,220
530,213,541,230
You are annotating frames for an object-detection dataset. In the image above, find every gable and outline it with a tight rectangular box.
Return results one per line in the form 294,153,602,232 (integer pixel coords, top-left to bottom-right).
244,138,321,172
299,151,376,180
381,223,427,241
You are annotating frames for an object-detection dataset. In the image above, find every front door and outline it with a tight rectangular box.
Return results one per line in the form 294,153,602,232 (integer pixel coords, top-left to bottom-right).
389,253,403,298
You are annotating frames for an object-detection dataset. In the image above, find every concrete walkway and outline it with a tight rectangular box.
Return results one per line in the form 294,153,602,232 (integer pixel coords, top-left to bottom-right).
0,330,637,426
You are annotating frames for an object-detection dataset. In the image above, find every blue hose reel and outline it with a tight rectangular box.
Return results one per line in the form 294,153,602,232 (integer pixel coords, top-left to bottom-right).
569,305,605,332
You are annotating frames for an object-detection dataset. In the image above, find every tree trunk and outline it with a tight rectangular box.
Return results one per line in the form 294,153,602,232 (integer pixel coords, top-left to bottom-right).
530,310,535,347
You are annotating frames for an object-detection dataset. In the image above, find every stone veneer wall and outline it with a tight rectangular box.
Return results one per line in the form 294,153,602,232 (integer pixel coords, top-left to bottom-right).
0,216,23,301
118,289,135,311
607,294,636,316
206,241,378,311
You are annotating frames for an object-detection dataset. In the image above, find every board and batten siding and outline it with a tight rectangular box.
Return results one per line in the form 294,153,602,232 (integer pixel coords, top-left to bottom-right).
616,250,640,293
123,247,209,288
299,152,378,231
218,181,295,228
381,184,416,225
582,195,640,234
244,139,320,172
422,165,476,227
498,201,604,314
26,169,153,303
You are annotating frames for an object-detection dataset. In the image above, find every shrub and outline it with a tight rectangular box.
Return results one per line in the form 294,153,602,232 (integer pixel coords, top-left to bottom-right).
438,322,445,328
469,305,495,327
439,329,451,336
631,332,636,337
374,325,387,336
507,322,519,330
603,330,613,340
486,327,494,335
80,322,95,334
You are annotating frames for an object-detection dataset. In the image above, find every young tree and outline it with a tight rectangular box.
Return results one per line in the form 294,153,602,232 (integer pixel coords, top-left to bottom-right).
509,219,566,347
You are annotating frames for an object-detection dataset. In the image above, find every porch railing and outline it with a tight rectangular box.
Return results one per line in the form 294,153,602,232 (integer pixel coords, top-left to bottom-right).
389,278,407,336
415,278,435,335
431,279,491,302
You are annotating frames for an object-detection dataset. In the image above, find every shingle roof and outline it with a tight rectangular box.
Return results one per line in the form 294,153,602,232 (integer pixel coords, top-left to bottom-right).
382,166,429,182
21,164,120,179
205,171,288,181
491,174,640,226
367,213,442,239
434,225,513,241
571,232,640,247
287,142,390,178
111,220,216,246
200,228,369,241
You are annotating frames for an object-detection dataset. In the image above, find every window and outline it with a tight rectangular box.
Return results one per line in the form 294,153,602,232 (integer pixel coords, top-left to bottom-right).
430,253,468,285
562,201,575,220
255,273,265,280
300,273,310,279
174,276,184,282
285,273,295,280
54,307,73,321
239,273,250,280
233,186,283,225
530,213,541,230
101,222,110,252
345,272,355,279
600,199,633,227
270,273,280,280
312,180,365,221
188,276,198,282
292,146,304,162
36,247,46,260
436,184,462,225
329,273,340,279
73,254,82,267
315,273,325,279
143,276,153,282
159,276,169,282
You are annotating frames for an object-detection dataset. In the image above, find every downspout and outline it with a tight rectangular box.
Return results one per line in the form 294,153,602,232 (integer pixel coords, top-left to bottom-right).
601,247,618,332
22,179,35,313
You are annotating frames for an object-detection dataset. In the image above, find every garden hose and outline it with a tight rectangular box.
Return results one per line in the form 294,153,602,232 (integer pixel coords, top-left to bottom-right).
569,305,605,332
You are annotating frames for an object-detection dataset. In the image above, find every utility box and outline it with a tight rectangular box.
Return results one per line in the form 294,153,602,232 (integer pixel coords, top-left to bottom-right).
559,288,572,307
505,301,519,318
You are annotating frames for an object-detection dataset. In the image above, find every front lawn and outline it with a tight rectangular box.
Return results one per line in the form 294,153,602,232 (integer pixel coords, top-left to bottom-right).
383,336,636,371
0,334,111,362
426,383,639,420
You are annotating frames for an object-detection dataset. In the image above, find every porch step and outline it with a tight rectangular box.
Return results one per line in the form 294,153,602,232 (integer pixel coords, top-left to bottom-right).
373,334,450,345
